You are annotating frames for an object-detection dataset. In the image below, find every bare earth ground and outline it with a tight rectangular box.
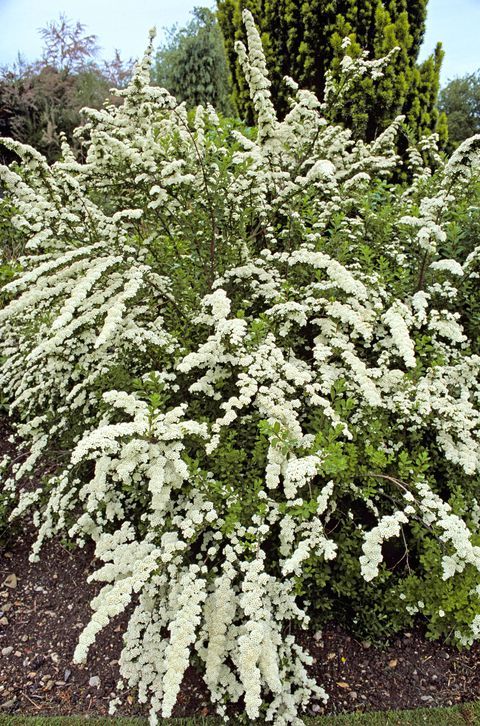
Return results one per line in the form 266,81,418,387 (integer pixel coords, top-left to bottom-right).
0,419,479,719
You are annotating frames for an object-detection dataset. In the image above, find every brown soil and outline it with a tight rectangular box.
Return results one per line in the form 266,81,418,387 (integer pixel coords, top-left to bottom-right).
305,627,479,714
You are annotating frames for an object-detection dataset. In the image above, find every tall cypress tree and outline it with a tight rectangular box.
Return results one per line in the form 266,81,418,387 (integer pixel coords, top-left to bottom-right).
217,0,447,144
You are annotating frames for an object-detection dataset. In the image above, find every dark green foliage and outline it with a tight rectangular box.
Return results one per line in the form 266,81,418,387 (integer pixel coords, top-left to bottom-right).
439,71,480,150
217,0,446,144
153,8,234,115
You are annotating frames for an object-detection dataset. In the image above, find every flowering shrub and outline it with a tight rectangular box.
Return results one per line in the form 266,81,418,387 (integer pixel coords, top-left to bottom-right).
1,11,480,724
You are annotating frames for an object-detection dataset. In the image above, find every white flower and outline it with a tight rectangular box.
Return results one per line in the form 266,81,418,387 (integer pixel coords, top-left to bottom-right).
430,259,464,276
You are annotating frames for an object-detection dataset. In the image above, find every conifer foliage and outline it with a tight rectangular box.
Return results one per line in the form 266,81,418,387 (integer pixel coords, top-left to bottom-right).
0,12,479,725
217,0,447,143
153,7,233,115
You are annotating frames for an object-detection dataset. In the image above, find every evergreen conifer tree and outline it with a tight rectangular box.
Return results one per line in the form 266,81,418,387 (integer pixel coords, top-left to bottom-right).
217,0,447,143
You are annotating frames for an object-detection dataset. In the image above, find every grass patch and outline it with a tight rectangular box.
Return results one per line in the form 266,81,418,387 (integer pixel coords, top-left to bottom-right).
0,702,479,726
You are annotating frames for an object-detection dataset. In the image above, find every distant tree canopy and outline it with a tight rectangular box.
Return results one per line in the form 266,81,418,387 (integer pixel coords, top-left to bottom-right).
217,0,447,144
0,15,133,164
153,7,233,115
439,71,480,150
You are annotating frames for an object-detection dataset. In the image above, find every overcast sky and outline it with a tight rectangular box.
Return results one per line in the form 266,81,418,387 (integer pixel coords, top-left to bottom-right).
0,0,478,85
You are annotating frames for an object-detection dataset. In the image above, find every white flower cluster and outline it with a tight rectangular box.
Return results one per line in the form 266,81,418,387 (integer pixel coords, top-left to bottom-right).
360,511,409,581
282,482,337,577
415,481,480,580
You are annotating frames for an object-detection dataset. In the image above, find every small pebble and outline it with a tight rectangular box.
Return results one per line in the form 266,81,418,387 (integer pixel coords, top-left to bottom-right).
4,574,17,589
0,698,15,709
89,675,101,688
1,647,13,656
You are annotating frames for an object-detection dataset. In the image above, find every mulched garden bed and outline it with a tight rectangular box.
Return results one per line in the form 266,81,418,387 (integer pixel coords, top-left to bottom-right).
0,415,479,719
1,523,479,720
